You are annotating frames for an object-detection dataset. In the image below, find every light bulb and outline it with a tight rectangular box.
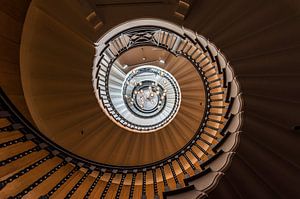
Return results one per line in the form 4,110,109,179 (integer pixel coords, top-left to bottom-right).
159,59,165,64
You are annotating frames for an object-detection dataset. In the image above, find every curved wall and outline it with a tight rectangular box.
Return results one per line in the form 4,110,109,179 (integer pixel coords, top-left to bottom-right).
0,0,32,122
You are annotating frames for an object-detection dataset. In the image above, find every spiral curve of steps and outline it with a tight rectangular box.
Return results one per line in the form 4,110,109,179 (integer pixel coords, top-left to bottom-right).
0,0,299,198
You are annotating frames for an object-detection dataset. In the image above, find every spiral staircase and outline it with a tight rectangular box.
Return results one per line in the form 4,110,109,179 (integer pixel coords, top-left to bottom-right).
0,0,299,198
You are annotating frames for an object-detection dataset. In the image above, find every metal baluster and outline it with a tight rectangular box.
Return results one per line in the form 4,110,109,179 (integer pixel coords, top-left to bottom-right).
204,65,216,74
183,43,193,54
65,169,92,198
188,147,203,164
193,142,209,156
0,146,40,166
198,136,212,146
84,169,104,198
100,171,116,199
180,40,189,52
13,161,67,199
210,91,224,97
201,61,211,69
206,72,218,79
151,167,159,199
209,84,222,90
208,78,222,84
0,154,53,190
0,136,26,148
209,105,226,109
159,165,169,191
202,130,219,140
115,171,127,199
41,165,80,198
189,47,198,58
175,157,189,178
141,169,147,199
199,55,208,64
182,152,200,174
129,171,137,199
168,160,181,189
208,118,224,125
